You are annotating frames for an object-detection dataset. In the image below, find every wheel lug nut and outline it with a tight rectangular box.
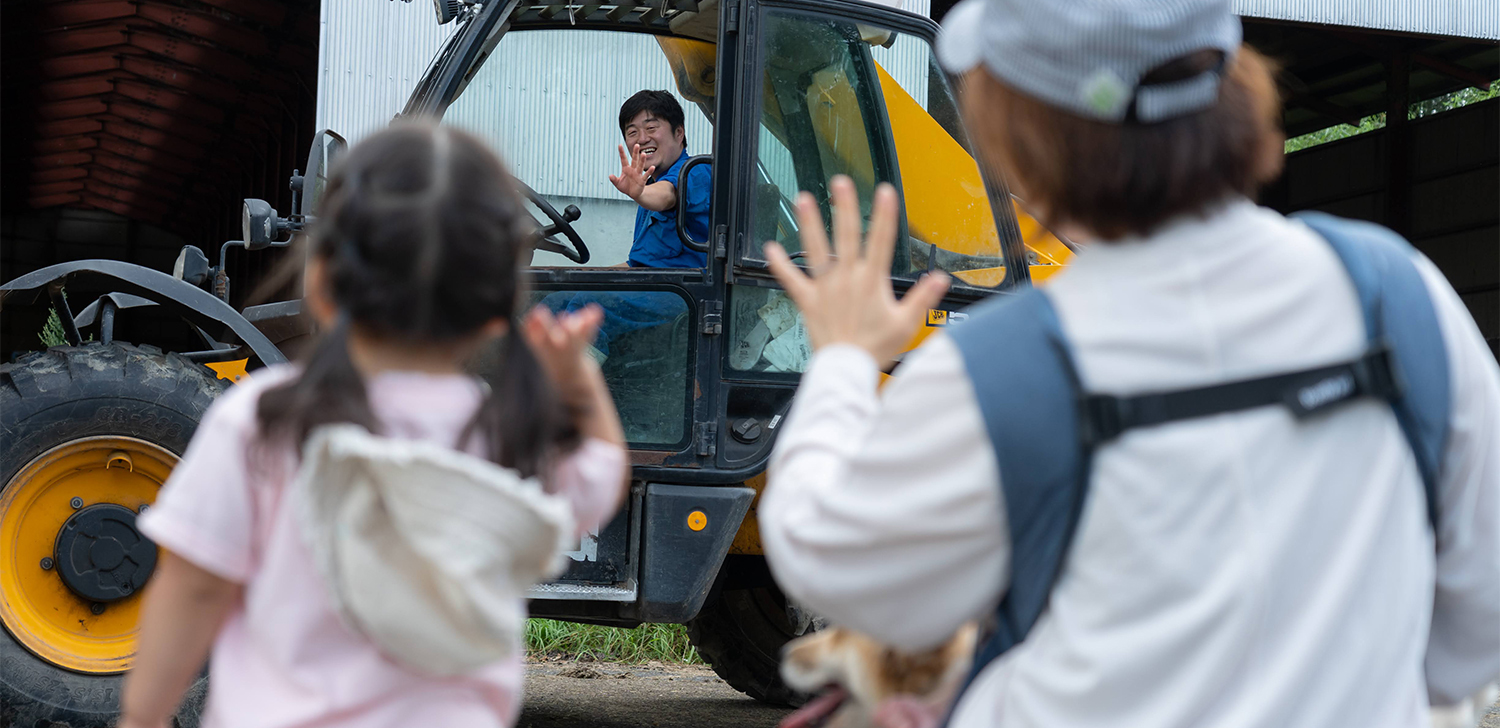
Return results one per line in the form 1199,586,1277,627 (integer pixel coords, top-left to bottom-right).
70,497,83,509
40,557,54,570
90,603,106,615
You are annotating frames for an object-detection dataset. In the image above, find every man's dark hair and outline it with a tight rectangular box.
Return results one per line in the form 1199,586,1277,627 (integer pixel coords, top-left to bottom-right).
619,90,687,146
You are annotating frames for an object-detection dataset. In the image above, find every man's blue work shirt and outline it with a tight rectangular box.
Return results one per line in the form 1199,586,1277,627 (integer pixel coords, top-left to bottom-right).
630,151,710,268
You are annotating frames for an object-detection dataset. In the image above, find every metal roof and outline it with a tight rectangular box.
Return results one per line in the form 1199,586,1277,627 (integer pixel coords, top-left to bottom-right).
2,0,318,242
1243,19,1498,137
1233,0,1499,42
6,0,1494,241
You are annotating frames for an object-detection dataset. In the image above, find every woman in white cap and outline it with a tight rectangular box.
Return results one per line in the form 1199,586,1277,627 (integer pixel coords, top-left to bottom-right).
757,1,1500,726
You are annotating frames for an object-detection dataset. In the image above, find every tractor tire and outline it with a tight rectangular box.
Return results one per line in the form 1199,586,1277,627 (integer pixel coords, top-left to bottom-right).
687,585,811,708
0,343,224,728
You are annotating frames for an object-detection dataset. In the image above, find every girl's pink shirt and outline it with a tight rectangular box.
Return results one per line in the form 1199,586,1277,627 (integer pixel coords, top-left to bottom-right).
137,366,628,728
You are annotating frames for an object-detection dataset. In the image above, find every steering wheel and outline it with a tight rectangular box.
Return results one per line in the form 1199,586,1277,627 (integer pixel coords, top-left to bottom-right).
517,181,590,264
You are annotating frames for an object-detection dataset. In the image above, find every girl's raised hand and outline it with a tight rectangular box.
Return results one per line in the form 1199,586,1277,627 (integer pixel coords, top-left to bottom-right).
764,176,950,367
521,305,625,447
522,305,603,404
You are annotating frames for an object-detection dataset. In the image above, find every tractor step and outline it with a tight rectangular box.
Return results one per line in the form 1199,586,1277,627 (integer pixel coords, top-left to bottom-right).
527,580,638,602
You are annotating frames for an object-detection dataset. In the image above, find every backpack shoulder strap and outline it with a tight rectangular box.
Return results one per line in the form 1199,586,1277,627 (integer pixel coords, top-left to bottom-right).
1293,211,1451,527
947,288,1090,687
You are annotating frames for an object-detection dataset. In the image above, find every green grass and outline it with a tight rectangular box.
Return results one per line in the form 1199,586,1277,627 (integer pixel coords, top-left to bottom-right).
525,619,702,664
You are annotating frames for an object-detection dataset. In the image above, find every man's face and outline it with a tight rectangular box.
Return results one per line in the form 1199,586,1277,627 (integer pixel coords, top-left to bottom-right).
623,110,685,177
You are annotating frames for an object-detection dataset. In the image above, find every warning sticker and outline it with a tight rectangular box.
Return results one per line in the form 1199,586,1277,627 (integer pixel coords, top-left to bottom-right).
926,310,968,327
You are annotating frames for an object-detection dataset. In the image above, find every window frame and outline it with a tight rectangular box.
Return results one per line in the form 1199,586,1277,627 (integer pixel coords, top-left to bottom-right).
526,279,699,451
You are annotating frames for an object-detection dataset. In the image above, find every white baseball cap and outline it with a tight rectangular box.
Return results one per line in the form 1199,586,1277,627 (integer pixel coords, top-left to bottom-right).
937,0,1243,123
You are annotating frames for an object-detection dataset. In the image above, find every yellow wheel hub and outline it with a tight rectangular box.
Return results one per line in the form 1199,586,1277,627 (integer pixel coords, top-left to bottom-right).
0,437,177,674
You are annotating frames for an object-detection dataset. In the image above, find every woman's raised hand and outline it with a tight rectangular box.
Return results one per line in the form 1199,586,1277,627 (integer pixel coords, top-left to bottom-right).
764,176,950,367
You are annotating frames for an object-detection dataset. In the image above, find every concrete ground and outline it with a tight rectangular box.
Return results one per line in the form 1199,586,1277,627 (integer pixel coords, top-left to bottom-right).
521,659,1500,728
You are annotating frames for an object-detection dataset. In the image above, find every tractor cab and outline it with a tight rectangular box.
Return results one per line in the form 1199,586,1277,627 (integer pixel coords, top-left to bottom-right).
412,0,1071,473
381,3,1074,693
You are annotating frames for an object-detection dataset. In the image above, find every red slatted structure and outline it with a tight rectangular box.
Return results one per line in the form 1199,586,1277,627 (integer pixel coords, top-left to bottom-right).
2,0,319,250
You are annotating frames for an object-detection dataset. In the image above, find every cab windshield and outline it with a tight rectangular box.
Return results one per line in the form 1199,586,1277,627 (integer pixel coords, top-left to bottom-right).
441,29,717,267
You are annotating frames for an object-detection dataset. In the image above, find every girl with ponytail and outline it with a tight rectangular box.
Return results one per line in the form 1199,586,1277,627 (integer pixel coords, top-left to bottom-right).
120,122,628,728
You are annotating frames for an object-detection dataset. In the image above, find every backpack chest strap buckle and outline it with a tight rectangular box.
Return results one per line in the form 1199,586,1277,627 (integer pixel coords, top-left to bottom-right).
1079,346,1403,447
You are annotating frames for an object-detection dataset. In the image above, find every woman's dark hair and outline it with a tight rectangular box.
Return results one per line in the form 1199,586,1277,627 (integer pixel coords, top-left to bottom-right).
256,122,576,478
618,90,688,146
962,45,1286,240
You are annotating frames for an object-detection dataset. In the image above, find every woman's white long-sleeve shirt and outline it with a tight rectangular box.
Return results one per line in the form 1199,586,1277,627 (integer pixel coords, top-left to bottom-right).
759,199,1500,728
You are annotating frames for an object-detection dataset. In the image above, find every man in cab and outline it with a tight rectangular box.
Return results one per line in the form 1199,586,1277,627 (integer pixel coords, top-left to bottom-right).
609,90,711,269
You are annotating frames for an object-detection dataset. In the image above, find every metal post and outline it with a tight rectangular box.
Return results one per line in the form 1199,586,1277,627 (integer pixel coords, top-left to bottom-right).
1385,53,1411,237
99,298,117,345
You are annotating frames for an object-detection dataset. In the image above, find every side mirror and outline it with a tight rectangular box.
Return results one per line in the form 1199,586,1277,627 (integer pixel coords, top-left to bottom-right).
299,129,348,219
242,198,278,250
173,246,210,286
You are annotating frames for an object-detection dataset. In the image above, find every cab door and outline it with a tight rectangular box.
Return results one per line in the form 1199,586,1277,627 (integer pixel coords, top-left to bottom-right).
710,0,1073,469
434,22,742,474
427,8,750,598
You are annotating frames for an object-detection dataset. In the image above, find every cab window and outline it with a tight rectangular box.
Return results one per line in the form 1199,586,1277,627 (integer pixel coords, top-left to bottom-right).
745,11,899,264
732,12,1011,375
440,29,714,449
441,29,716,268
870,34,1010,284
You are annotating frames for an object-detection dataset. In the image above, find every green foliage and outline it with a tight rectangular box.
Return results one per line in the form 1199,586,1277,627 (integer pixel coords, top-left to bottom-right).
525,619,702,664
38,304,93,348
1409,80,1500,120
1285,80,1499,154
39,307,71,348
1285,113,1387,153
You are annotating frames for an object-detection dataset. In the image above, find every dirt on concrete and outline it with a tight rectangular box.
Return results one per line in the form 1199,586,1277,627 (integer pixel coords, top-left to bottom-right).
519,657,792,728
520,658,1500,728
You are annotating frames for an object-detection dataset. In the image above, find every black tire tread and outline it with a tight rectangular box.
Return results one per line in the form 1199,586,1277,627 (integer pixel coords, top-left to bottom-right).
687,588,809,708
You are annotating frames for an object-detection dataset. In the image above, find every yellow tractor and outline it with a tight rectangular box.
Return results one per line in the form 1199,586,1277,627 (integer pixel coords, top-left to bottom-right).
0,0,1070,723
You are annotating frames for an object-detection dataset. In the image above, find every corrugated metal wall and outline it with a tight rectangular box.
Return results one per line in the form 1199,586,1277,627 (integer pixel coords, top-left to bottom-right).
442,29,717,200
1232,0,1498,41
316,0,459,144
317,0,931,158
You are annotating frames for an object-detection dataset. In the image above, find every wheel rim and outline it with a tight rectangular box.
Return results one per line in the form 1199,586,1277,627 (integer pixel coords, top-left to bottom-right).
0,437,177,674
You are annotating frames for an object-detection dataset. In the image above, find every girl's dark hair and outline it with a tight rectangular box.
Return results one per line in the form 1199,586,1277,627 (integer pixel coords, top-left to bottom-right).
962,45,1286,240
257,122,577,478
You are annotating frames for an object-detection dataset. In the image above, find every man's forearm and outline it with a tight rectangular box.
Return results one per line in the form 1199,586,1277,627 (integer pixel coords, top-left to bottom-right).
634,180,676,212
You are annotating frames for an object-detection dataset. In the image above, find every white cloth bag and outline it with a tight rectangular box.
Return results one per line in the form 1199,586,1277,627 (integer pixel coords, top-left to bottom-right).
294,424,576,675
